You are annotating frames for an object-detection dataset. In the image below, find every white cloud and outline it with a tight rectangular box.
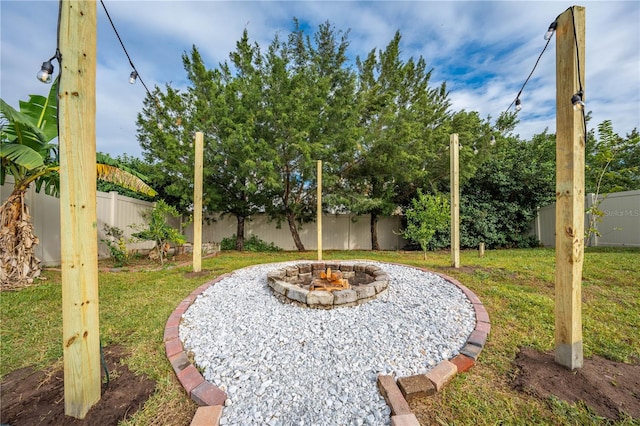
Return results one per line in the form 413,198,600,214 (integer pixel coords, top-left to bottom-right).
1,0,638,159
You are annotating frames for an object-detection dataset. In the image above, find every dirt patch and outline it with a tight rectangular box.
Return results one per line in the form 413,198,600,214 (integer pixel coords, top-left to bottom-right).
1,345,155,426
512,346,640,420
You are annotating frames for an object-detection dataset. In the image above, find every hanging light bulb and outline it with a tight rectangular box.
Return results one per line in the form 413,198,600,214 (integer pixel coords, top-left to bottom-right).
490,135,496,146
515,98,522,112
129,70,138,84
544,20,558,41
37,60,54,84
571,90,585,111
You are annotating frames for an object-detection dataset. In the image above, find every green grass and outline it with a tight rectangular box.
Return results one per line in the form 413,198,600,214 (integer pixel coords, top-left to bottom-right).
1,248,638,425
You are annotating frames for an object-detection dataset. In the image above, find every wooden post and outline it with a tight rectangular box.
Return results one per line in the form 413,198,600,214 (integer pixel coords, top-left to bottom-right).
193,132,203,273
317,160,322,261
450,134,460,268
554,6,585,370
59,0,101,418
479,242,485,258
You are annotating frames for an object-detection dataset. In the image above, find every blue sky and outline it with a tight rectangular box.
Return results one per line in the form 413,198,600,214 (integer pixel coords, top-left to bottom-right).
2,1,639,159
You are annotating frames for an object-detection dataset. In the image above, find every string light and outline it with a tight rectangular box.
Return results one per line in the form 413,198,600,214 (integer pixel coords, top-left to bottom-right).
515,98,522,112
490,135,496,146
571,90,585,111
129,70,138,85
36,56,56,84
544,20,558,41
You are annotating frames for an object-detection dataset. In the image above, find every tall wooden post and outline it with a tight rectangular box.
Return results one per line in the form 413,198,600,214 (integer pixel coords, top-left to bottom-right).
193,132,203,273
317,160,322,261
59,0,101,418
555,5,585,370
450,134,460,268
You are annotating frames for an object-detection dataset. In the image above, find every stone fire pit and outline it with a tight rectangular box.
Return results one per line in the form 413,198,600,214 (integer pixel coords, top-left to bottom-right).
266,262,390,309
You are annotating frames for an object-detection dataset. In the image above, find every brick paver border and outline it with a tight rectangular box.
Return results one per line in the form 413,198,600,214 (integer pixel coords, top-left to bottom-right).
164,264,489,426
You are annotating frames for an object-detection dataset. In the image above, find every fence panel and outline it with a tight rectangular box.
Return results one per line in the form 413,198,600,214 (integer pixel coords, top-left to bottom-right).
533,190,640,247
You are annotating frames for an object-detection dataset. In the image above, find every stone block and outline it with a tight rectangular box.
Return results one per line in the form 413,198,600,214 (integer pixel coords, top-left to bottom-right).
178,364,205,394
391,414,421,426
165,337,183,358
397,374,436,401
285,267,299,277
474,304,490,323
312,262,326,271
269,280,292,296
169,351,191,375
460,343,483,360
354,263,368,272
340,264,354,272
191,381,227,406
333,289,357,305
297,263,312,274
467,329,488,348
425,360,457,392
449,354,475,373
342,271,355,279
287,286,309,304
373,280,389,293
267,270,286,281
377,375,412,416
325,262,340,271
190,405,223,426
354,285,375,299
365,265,379,274
475,320,491,335
307,290,334,306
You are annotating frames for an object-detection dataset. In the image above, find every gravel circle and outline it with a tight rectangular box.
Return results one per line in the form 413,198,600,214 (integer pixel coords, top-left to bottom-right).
179,261,476,425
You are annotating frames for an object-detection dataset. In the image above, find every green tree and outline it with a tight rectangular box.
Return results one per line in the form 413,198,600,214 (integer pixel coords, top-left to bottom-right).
259,20,358,251
402,190,449,260
344,31,452,249
1,82,156,288
131,200,187,265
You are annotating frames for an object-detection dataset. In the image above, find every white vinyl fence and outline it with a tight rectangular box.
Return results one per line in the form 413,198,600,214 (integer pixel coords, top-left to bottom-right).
1,176,405,266
532,190,640,247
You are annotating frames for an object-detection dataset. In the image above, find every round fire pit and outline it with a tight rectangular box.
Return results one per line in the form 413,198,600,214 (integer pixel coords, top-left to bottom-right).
266,262,389,309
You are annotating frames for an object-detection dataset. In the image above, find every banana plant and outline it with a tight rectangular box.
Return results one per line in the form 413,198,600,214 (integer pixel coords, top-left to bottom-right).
1,79,156,289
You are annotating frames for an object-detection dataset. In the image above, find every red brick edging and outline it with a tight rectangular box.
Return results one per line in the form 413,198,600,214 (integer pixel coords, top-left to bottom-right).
164,265,490,426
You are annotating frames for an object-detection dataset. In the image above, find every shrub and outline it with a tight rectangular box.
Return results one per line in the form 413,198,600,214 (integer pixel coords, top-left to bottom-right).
101,224,129,267
221,234,282,252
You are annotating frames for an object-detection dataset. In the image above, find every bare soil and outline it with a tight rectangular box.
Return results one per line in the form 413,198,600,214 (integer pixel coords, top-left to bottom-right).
0,345,155,426
512,346,640,420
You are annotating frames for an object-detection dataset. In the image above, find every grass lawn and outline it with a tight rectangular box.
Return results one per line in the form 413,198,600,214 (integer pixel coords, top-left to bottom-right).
1,248,638,425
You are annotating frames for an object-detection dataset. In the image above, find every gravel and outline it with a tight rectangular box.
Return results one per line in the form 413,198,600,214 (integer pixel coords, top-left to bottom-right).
179,261,476,425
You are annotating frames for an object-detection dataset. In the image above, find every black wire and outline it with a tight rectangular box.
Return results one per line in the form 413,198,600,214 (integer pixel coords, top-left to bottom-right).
505,37,553,113
570,6,588,140
99,0,153,98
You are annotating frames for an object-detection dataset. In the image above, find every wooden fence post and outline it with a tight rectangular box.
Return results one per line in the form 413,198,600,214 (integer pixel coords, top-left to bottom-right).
450,134,460,268
554,5,585,370
193,132,203,272
59,0,101,418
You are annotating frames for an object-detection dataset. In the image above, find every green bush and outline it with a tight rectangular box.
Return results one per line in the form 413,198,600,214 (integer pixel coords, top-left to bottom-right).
101,224,129,267
221,234,282,252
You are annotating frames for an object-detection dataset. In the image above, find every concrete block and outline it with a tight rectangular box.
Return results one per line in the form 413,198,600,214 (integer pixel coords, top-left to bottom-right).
397,374,436,401
425,360,457,392
377,375,412,416
190,405,223,426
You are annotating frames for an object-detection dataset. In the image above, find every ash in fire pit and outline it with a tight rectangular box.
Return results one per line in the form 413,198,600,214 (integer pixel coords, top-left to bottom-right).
266,262,389,309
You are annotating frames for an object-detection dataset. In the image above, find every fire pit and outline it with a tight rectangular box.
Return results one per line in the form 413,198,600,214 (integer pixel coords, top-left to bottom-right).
266,262,389,309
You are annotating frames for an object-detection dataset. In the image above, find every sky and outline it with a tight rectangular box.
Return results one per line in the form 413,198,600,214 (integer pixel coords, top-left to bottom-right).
1,1,639,159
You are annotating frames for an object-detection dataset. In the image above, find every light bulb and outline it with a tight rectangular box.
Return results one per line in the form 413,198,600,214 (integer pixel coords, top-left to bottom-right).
473,148,479,155
544,20,558,41
490,135,496,146
515,98,522,112
571,91,585,111
129,70,138,84
37,61,54,84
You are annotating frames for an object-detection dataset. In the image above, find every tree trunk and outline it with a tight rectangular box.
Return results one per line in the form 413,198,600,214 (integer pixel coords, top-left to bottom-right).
370,212,380,251
235,215,245,251
286,210,306,251
0,189,41,289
